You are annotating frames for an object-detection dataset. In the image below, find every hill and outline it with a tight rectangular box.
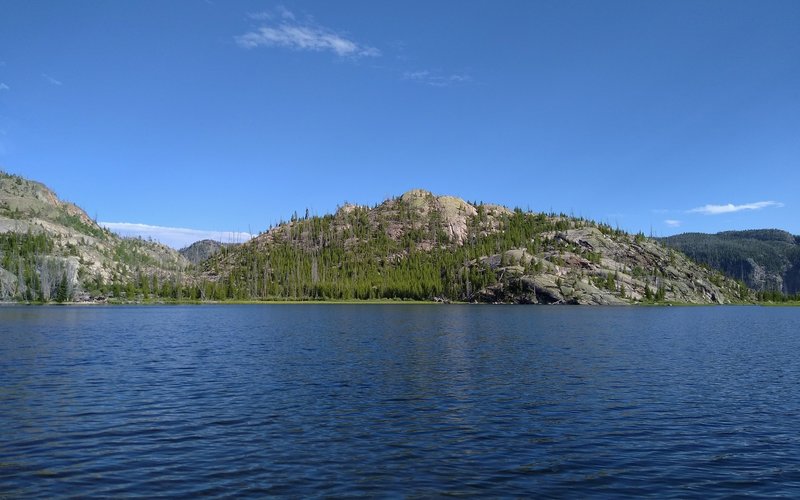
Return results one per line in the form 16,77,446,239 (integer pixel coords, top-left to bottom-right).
179,239,234,265
661,230,800,295
0,170,189,301
0,172,752,305
199,189,748,304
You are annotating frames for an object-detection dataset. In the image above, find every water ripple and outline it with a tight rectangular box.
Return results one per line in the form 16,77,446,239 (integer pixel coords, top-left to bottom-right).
2,305,800,497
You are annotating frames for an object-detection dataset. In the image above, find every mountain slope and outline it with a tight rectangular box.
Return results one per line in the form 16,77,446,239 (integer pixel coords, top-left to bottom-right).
202,189,748,304
661,230,800,294
0,170,189,301
179,239,234,265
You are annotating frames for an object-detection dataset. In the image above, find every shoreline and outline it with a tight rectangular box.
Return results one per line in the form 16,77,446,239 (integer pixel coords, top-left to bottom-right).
1,299,785,307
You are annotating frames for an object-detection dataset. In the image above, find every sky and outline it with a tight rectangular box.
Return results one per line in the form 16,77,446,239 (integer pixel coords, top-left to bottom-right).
0,1,798,248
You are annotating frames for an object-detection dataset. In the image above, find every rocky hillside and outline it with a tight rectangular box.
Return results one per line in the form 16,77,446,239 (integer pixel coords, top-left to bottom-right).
179,239,233,265
0,170,189,301
0,174,753,305
662,230,800,294
202,189,749,304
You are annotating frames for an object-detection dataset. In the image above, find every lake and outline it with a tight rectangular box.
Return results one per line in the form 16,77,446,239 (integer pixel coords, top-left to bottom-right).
1,305,799,497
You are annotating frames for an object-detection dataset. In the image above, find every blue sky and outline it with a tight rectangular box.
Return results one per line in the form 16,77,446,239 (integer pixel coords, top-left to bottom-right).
1,1,798,248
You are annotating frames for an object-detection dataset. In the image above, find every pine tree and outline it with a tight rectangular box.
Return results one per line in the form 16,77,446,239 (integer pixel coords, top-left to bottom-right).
56,272,68,302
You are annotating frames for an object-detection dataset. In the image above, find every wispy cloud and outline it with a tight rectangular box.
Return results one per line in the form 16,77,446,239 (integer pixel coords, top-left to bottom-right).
0,83,9,91
42,73,62,86
688,201,783,215
236,7,379,58
248,5,295,21
100,222,253,249
403,70,471,87
664,219,682,228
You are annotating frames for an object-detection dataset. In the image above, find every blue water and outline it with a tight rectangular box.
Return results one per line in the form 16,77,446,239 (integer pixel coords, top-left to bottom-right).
1,305,800,498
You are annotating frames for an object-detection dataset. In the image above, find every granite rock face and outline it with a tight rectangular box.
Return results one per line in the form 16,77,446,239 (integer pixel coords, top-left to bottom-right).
469,227,739,305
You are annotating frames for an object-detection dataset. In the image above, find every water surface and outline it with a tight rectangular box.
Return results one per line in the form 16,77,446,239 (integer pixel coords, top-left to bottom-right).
1,305,799,497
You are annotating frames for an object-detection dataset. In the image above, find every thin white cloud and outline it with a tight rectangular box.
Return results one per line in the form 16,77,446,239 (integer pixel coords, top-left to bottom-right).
248,5,294,21
688,201,783,215
42,73,62,86
0,83,9,91
274,5,295,20
236,7,379,58
664,219,682,228
403,70,471,87
100,222,253,249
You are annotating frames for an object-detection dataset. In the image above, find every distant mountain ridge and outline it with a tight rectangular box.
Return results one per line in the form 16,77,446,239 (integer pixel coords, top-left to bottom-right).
661,229,800,294
179,239,234,265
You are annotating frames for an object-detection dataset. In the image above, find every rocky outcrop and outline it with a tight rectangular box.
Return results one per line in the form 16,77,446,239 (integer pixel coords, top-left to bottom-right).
466,226,738,305
395,189,478,245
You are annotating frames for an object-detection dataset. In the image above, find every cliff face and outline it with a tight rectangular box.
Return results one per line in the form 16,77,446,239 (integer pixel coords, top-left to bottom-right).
0,171,189,301
205,189,748,304
662,230,800,294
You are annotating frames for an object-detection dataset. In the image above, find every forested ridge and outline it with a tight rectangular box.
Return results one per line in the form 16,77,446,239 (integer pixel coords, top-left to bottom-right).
661,230,800,298
0,171,759,304
202,200,556,301
192,190,748,305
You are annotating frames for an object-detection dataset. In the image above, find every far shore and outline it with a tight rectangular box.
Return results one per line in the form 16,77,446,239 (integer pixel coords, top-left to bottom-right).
1,298,441,306
3,299,793,307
